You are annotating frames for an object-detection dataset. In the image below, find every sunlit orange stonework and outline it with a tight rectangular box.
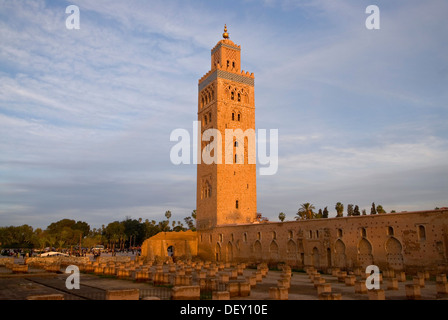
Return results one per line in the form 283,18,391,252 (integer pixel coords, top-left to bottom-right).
196,27,256,230
141,27,448,275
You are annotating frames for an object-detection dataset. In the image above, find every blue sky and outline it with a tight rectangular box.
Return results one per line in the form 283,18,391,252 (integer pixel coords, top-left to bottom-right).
0,0,447,229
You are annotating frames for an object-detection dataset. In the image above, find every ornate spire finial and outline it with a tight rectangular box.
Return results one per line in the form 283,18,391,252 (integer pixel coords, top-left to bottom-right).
223,24,229,39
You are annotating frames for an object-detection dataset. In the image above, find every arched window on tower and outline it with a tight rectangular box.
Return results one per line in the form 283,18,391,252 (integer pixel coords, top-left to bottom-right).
238,93,241,102
236,200,239,209
232,113,235,121
227,60,230,68
237,113,241,121
232,61,235,68
231,92,234,100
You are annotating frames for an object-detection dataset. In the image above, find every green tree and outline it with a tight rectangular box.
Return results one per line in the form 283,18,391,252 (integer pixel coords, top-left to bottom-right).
105,221,125,249
158,220,170,232
371,202,377,215
165,210,172,220
184,216,196,230
335,202,344,217
296,203,316,220
278,212,286,222
353,205,361,216
347,204,354,217
322,207,329,218
376,205,386,214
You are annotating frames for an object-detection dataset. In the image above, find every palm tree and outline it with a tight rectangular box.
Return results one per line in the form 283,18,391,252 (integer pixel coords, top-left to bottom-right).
57,240,65,251
278,212,286,222
296,203,316,220
165,210,172,220
335,202,344,217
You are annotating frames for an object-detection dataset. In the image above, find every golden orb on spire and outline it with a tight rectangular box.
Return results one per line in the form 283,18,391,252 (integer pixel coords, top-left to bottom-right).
222,24,229,39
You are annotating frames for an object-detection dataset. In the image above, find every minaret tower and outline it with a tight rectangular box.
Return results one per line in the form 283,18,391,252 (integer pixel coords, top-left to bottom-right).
196,25,257,230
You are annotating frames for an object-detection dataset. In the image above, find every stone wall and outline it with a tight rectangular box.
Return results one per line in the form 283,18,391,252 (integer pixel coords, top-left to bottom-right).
25,256,90,267
197,209,448,274
0,257,14,266
97,256,131,264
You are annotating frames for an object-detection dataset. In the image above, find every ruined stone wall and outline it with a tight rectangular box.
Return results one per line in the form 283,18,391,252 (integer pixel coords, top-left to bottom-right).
25,256,90,267
197,210,448,274
141,231,198,260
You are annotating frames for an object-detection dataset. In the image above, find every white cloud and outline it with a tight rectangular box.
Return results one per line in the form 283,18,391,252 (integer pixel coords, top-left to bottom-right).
0,0,447,228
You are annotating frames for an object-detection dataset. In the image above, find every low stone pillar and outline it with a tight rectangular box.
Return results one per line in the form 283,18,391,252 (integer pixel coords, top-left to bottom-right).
106,289,139,300
311,273,320,282
368,289,385,300
207,270,217,277
331,268,340,277
117,269,130,278
247,275,257,287
317,283,331,295
103,266,116,276
319,293,341,300
395,271,406,282
387,278,399,290
413,276,425,288
277,278,290,289
337,271,347,283
218,273,230,283
198,278,207,289
269,287,288,300
354,281,367,294
84,265,94,273
305,266,313,274
94,266,104,275
281,273,291,280
255,271,263,282
345,275,356,286
153,272,169,285
314,278,326,288
239,282,251,297
213,291,230,300
177,269,186,276
229,269,238,280
172,286,200,300
168,265,176,273
405,284,421,300
383,269,395,279
436,274,447,284
135,271,149,282
436,282,448,295
227,282,240,297
353,267,362,277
